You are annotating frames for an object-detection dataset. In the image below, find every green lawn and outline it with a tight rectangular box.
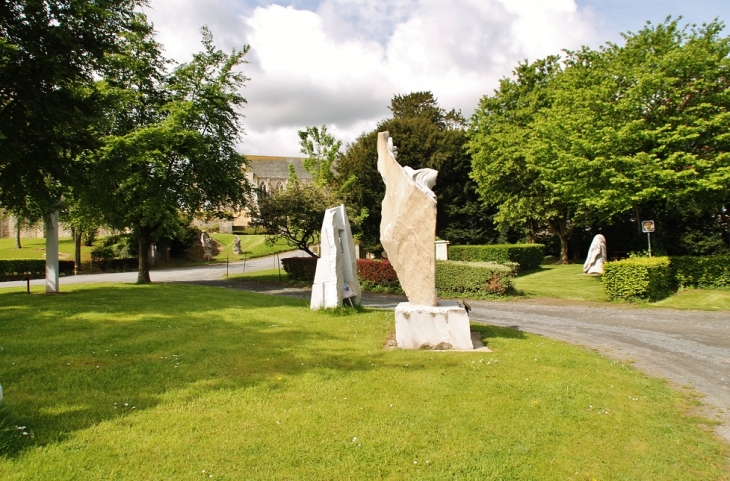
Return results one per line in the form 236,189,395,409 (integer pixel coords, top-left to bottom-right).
0,237,88,262
208,233,293,261
514,263,730,310
513,264,607,302
0,284,727,480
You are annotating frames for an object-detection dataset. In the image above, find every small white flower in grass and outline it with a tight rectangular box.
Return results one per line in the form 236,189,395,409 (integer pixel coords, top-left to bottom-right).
413,461,418,464
352,437,357,442
124,403,129,407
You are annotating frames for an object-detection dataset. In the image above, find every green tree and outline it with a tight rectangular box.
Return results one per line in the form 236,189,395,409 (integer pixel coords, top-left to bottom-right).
337,92,494,253
251,178,339,257
0,0,143,215
86,21,252,283
469,18,730,262
298,125,341,186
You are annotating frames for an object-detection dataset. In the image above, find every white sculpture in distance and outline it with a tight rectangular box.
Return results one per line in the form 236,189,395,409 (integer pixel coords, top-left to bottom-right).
583,234,607,275
377,131,473,350
310,204,362,309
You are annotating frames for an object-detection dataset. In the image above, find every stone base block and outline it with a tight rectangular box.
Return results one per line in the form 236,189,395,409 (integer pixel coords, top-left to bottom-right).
395,301,473,350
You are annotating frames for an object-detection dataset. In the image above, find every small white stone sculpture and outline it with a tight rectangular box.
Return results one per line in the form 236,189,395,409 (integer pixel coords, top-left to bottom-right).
200,231,213,261
583,234,607,275
377,132,473,350
310,204,362,309
233,235,242,255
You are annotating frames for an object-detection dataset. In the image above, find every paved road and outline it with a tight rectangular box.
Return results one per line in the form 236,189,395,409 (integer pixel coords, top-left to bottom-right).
3,257,729,442
0,250,307,288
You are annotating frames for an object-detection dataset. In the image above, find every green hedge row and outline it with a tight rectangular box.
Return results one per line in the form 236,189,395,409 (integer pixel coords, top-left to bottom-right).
0,260,75,281
449,244,544,271
436,261,514,299
603,257,674,302
671,255,730,289
93,258,139,273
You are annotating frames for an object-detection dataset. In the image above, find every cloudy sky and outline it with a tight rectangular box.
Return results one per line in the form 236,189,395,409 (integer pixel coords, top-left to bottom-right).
142,0,730,156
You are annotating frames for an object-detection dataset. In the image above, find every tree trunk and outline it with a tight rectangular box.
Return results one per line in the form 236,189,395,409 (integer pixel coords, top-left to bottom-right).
137,226,152,284
15,223,21,249
74,228,82,275
558,234,569,264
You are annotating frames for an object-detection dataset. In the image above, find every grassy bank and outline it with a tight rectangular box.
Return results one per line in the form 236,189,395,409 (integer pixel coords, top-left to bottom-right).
514,263,730,310
0,284,727,479
209,233,292,261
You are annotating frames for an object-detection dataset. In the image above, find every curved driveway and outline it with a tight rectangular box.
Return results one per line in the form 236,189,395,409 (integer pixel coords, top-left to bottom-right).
3,256,729,442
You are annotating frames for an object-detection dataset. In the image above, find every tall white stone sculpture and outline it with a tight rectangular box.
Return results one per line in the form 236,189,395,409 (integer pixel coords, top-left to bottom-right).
377,132,473,350
583,234,607,275
310,204,362,309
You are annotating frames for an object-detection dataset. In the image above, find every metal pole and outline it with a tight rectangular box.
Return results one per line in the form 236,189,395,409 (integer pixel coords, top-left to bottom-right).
226,257,229,279
647,233,652,258
277,253,281,282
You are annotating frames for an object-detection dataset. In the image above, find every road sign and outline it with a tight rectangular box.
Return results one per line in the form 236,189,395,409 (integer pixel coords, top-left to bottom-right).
641,220,655,233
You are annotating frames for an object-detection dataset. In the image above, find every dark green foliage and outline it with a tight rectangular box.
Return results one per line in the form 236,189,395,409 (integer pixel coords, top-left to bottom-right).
336,92,495,251
436,261,515,298
0,0,143,215
92,258,138,273
0,260,74,281
672,256,730,289
0,404,33,456
280,257,318,282
469,19,730,262
603,257,674,302
449,244,545,271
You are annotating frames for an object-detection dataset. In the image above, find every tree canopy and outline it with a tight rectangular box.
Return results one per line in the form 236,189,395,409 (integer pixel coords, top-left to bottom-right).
0,0,144,215
337,92,495,252
83,19,251,283
468,18,730,261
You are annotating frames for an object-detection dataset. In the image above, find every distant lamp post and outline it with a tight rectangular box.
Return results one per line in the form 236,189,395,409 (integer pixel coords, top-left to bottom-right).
641,220,655,257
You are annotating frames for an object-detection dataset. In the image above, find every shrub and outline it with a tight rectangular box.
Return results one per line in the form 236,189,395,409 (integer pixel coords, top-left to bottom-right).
357,259,400,290
436,261,514,299
281,256,318,282
603,257,674,302
0,260,74,281
671,255,730,289
94,258,138,273
449,244,545,271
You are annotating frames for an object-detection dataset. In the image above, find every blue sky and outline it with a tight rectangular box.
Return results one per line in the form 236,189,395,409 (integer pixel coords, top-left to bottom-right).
144,1,730,156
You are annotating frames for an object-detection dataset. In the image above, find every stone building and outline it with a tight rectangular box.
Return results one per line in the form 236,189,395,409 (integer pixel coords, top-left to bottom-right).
197,155,311,233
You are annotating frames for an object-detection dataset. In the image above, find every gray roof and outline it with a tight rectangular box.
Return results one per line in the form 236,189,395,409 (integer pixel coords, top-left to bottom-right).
245,155,311,180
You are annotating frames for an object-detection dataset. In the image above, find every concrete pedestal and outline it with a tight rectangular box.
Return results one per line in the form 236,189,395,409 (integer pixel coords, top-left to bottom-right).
395,301,473,350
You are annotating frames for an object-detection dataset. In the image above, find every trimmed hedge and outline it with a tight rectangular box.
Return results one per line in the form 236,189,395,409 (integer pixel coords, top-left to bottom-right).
93,258,139,273
281,256,318,282
0,260,75,281
671,255,730,289
436,260,514,299
449,244,545,271
603,257,674,302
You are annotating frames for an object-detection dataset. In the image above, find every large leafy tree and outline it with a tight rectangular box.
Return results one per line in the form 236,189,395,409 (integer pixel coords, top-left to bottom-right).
85,20,252,283
298,125,341,186
337,92,493,252
469,19,730,261
0,0,143,215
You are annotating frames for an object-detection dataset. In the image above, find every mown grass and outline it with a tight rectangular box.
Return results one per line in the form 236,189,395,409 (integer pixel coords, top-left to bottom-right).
0,283,727,480
514,263,730,310
0,237,88,262
209,233,293,261
513,264,607,302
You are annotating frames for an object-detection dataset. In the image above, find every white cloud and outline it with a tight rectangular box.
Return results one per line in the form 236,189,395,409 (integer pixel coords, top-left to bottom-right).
145,0,601,156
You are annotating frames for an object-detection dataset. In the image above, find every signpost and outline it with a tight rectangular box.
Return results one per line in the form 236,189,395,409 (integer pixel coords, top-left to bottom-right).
641,220,655,257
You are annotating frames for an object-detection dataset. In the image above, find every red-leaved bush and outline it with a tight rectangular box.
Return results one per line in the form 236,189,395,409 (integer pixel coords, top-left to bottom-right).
357,259,400,288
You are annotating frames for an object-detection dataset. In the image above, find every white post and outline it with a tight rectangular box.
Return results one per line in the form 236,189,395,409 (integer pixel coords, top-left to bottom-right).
45,212,59,293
